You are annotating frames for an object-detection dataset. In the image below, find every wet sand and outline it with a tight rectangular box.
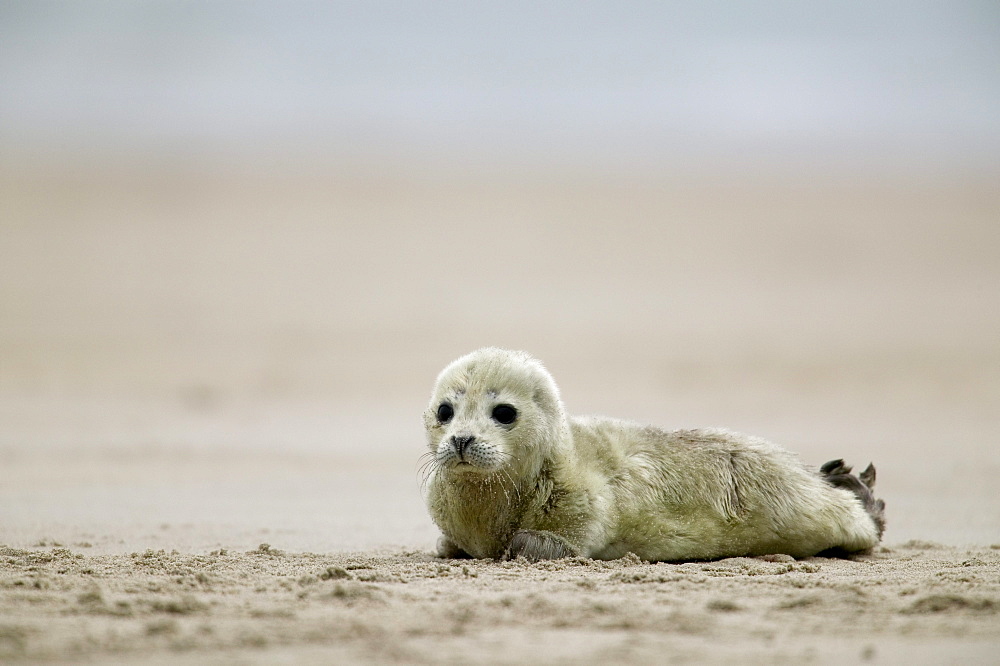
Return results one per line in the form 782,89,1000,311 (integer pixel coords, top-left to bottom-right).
2,161,998,662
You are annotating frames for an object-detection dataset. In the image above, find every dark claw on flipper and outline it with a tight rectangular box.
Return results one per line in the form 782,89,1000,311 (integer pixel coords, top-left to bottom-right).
821,459,886,539
859,462,877,489
820,458,848,476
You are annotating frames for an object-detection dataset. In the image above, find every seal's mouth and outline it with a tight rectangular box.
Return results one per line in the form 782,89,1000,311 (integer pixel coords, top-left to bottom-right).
447,459,482,473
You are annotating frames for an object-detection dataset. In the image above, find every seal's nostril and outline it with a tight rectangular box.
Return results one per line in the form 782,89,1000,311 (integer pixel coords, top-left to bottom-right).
451,435,475,456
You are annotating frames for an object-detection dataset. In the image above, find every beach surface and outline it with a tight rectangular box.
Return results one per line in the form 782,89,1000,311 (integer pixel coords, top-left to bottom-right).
2,542,999,664
2,163,998,662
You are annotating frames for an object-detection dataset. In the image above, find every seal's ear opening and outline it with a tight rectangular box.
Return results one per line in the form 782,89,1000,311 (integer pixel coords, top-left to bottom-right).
532,385,563,420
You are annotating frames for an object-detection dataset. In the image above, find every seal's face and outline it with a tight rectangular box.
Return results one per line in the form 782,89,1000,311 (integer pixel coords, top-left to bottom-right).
423,348,566,478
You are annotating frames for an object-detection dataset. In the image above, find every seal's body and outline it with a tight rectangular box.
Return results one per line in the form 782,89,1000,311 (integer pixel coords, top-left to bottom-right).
423,348,885,562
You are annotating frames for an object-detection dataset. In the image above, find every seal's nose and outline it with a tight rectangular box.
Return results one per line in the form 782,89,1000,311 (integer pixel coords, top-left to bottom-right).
451,435,476,459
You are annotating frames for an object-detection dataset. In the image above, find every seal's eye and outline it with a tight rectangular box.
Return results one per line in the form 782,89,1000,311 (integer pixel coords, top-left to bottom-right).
436,403,454,424
491,404,518,425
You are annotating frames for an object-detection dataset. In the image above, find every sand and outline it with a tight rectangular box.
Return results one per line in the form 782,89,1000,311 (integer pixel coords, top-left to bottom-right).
2,542,999,664
2,160,999,662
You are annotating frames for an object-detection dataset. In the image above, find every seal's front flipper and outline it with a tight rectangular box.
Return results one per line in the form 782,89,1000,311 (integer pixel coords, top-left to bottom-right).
436,536,471,559
502,530,578,561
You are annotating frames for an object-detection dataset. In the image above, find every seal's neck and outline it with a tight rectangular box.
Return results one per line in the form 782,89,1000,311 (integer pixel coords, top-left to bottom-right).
444,469,530,510
433,470,531,558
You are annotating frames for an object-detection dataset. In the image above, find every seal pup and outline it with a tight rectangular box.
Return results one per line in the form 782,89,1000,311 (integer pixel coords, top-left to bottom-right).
422,348,885,562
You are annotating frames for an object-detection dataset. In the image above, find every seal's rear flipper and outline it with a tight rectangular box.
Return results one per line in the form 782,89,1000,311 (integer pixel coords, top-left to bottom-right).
859,462,876,490
820,459,886,539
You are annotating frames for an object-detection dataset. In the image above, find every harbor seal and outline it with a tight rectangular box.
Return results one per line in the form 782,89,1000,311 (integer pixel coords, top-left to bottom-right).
422,348,886,562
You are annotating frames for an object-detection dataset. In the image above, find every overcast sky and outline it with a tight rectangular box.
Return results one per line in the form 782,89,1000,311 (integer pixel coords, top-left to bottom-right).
2,1,998,167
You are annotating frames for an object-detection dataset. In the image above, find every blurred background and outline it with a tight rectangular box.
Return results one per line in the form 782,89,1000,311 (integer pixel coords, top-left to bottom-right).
1,1,998,553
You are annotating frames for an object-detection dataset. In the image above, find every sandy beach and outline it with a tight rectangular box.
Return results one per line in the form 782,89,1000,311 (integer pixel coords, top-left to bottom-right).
2,162,999,662
2,541,999,664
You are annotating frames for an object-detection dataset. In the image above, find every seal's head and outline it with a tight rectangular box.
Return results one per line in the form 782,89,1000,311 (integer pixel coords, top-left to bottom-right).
424,348,567,479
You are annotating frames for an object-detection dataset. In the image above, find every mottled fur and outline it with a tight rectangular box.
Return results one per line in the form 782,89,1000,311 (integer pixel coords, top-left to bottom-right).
423,348,885,561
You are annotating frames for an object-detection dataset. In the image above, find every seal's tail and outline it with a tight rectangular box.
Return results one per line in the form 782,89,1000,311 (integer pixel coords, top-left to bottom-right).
820,459,886,539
